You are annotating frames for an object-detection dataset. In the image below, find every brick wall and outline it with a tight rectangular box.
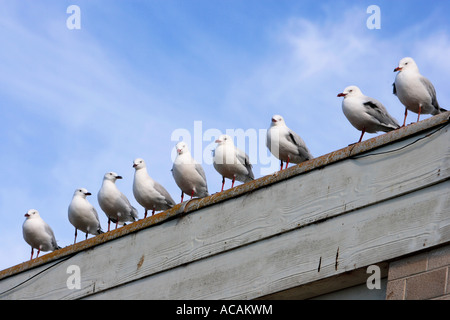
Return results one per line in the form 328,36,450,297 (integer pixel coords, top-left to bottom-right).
386,244,450,300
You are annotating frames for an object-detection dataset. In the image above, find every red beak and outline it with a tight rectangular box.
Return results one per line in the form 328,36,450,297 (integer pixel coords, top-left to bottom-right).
394,67,402,72
337,93,346,97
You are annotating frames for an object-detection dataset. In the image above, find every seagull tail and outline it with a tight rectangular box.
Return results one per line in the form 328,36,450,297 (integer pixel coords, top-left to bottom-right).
431,106,447,115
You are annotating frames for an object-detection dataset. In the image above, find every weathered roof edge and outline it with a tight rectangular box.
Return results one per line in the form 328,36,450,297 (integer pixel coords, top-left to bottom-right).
1,111,449,281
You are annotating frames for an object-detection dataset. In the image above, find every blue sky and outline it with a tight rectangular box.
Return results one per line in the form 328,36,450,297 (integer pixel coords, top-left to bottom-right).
1,0,449,270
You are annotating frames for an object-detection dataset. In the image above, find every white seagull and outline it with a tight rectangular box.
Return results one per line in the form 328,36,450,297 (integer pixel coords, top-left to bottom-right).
98,172,139,231
213,134,254,191
393,57,446,126
133,158,176,218
338,85,400,143
22,209,61,260
266,115,313,170
172,142,209,202
68,188,104,244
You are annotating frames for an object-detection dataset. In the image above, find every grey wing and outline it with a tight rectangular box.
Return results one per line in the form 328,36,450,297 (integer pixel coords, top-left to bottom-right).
363,99,400,128
420,76,440,110
119,193,138,220
154,181,176,206
236,147,254,180
91,206,101,224
120,192,133,208
286,129,313,160
44,223,60,250
194,163,208,185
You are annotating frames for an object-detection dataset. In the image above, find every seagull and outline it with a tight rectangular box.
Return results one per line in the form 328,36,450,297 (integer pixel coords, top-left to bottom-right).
22,209,61,260
266,115,313,170
338,85,400,143
133,158,176,218
68,188,104,244
393,57,446,126
171,142,209,202
98,172,138,231
213,134,254,191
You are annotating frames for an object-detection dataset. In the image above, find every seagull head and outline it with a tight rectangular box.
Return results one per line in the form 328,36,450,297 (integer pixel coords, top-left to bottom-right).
104,172,123,181
24,209,40,219
132,158,146,170
270,115,285,126
394,57,418,72
337,85,362,98
74,188,91,198
215,134,233,145
175,142,189,155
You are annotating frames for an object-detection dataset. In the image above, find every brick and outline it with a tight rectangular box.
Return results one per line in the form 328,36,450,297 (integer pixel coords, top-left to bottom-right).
388,252,428,280
428,245,450,270
386,279,405,300
405,268,447,300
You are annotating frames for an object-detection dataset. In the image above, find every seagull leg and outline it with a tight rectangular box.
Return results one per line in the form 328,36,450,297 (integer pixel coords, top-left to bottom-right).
74,228,78,244
280,161,283,171
144,209,148,219
285,156,290,170
190,190,194,199
402,108,408,127
221,176,225,192
152,209,155,216
231,176,236,188
85,233,88,240
36,248,41,258
358,128,366,143
180,191,184,203
417,106,422,123
107,218,111,232
30,247,34,260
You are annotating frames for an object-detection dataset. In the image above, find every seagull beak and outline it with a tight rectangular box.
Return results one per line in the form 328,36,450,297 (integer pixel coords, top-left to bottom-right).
24,213,30,217
116,176,123,179
394,67,402,72
272,118,277,122
132,163,137,168
215,139,221,143
337,93,347,97
85,192,92,196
